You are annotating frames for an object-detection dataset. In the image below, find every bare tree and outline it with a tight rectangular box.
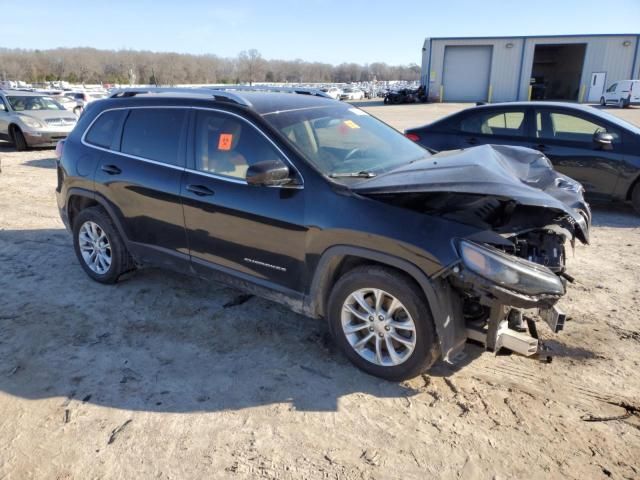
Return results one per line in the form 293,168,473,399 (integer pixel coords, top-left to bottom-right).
0,47,421,85
237,49,265,85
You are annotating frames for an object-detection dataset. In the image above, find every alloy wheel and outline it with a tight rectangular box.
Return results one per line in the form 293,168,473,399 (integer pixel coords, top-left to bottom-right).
341,288,417,367
78,221,112,274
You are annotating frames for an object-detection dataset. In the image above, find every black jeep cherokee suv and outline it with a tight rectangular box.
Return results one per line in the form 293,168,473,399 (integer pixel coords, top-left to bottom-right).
56,87,590,380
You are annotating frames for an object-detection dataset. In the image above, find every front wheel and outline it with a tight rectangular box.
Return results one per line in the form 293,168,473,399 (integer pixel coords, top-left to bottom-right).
72,206,135,284
327,265,439,381
11,127,28,151
600,97,606,106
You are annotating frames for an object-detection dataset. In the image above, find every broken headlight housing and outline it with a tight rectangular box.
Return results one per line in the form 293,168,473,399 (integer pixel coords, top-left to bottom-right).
458,240,565,296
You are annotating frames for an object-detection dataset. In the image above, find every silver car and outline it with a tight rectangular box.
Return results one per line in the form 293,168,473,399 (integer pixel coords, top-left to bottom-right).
0,90,78,150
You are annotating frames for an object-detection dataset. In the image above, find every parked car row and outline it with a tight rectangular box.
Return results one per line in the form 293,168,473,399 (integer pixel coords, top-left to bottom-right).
0,90,78,150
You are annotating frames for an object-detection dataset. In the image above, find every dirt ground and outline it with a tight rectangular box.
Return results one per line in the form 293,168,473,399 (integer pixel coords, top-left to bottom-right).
1,102,639,480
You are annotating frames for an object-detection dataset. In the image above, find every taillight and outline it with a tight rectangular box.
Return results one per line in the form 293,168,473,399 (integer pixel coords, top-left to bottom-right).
405,132,421,142
55,139,65,160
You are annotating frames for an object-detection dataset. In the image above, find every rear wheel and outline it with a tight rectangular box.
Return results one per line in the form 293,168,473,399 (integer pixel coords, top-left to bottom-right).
618,98,627,108
72,206,135,284
11,126,28,151
631,182,640,215
327,265,439,381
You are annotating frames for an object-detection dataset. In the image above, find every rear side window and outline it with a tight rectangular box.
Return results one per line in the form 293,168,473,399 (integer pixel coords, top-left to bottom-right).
121,108,187,166
460,110,526,136
85,110,126,149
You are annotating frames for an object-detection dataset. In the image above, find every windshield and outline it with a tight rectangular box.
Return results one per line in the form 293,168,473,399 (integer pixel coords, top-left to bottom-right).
7,95,65,111
262,104,430,177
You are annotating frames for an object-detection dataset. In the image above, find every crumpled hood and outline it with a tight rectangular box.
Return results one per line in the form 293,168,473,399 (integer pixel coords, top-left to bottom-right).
352,144,589,243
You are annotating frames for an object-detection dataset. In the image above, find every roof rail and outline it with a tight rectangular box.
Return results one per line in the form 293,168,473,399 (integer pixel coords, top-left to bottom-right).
108,87,252,107
208,85,332,99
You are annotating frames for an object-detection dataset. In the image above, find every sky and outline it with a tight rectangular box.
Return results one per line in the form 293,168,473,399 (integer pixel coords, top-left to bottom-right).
1,0,639,65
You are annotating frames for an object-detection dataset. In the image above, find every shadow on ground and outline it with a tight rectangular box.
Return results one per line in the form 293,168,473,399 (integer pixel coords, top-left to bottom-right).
590,202,640,228
24,157,57,168
0,228,430,414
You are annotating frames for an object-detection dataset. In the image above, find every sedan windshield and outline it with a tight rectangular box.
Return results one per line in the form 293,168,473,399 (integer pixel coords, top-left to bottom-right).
262,104,430,177
7,95,65,111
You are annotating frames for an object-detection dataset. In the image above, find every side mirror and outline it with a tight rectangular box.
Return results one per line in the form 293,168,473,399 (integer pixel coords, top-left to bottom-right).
0,103,6,112
246,160,292,186
593,131,614,150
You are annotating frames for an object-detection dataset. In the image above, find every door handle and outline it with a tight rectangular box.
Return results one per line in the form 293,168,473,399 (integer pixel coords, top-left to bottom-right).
186,184,215,196
466,137,478,145
101,164,121,175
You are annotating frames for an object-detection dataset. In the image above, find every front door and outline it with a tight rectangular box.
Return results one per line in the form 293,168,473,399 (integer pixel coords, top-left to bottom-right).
532,108,624,197
587,72,606,103
181,109,307,294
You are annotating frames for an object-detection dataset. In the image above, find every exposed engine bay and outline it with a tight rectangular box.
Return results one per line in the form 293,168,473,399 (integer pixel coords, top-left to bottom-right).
353,144,591,360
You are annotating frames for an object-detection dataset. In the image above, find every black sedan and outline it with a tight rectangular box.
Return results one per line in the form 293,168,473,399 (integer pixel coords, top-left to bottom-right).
405,102,640,213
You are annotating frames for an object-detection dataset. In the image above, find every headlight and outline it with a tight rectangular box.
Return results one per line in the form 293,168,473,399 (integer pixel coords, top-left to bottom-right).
18,115,44,129
458,240,564,296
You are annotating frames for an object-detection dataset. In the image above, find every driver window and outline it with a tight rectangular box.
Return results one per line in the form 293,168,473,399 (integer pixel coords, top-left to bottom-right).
536,111,620,143
606,83,617,93
194,110,286,180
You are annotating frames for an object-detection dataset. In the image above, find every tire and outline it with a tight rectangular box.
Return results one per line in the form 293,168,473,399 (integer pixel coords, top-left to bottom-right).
600,97,606,106
11,126,28,151
631,182,640,216
618,98,626,109
72,206,135,284
327,265,439,381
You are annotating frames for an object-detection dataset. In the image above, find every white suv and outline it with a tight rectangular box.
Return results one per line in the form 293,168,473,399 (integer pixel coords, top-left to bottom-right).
600,80,640,108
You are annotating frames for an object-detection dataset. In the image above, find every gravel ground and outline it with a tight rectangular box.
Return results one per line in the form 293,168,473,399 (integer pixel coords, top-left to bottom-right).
1,103,639,479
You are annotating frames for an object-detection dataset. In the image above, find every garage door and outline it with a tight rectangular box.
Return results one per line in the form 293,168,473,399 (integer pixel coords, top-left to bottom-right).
442,46,492,102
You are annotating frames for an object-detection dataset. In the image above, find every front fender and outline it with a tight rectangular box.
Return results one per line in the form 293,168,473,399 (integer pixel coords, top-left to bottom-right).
306,245,466,363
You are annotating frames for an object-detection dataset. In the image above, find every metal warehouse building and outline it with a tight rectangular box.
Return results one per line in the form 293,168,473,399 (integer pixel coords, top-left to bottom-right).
420,34,640,103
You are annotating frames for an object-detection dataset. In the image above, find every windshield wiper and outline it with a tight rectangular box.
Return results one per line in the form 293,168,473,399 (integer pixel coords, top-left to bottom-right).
329,171,377,178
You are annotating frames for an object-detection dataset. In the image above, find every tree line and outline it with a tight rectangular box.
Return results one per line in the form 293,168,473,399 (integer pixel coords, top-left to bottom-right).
0,47,421,85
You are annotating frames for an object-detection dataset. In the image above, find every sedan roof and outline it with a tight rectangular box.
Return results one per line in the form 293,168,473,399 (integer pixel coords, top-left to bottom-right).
435,101,640,135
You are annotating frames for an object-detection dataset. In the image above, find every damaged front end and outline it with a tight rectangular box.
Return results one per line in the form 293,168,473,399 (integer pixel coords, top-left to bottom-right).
355,144,590,359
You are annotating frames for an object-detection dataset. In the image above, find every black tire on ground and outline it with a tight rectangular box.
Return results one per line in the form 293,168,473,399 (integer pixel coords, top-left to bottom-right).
11,126,28,151
327,265,439,381
631,182,640,216
600,97,606,106
72,206,135,284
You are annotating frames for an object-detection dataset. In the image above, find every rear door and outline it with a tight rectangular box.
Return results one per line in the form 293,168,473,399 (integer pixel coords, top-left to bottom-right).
91,107,191,270
531,107,625,197
181,108,307,294
630,81,640,103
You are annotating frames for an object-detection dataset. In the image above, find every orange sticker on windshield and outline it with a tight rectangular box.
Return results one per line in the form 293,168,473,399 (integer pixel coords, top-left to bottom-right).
218,133,233,151
343,120,360,129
